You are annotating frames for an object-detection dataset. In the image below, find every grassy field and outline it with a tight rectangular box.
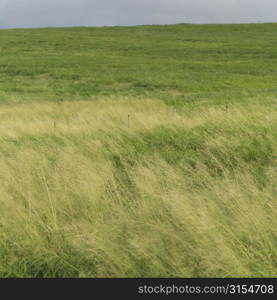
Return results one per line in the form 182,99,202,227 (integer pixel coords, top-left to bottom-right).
0,24,276,277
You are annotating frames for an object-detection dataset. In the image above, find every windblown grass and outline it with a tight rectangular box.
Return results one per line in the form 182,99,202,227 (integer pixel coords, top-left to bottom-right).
0,24,276,277
0,97,276,277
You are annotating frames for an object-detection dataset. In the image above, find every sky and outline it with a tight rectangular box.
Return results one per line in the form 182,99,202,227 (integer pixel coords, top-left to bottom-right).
0,0,276,29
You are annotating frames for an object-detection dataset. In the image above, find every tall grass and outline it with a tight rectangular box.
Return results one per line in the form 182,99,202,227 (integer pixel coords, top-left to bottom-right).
0,97,276,277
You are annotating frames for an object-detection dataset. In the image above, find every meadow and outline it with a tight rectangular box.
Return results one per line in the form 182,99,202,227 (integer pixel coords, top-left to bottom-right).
0,24,276,277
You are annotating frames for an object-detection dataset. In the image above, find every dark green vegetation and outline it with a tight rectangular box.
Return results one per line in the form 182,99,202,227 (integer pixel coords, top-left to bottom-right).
0,24,276,277
1,23,277,105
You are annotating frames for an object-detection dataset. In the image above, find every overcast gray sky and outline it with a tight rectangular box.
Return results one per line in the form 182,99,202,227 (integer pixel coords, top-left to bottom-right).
0,0,276,29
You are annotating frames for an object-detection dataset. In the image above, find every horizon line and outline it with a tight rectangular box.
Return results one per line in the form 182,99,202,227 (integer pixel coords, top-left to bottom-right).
1,21,277,30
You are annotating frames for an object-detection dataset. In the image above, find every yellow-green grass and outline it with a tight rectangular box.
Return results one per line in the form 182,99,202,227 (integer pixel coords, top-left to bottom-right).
0,96,276,277
1,23,277,277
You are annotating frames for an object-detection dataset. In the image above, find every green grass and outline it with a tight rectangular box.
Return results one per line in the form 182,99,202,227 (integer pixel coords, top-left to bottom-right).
0,24,276,277
1,23,277,105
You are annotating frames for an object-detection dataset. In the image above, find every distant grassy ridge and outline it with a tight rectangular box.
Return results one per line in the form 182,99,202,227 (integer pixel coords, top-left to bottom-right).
1,23,277,105
0,24,276,277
